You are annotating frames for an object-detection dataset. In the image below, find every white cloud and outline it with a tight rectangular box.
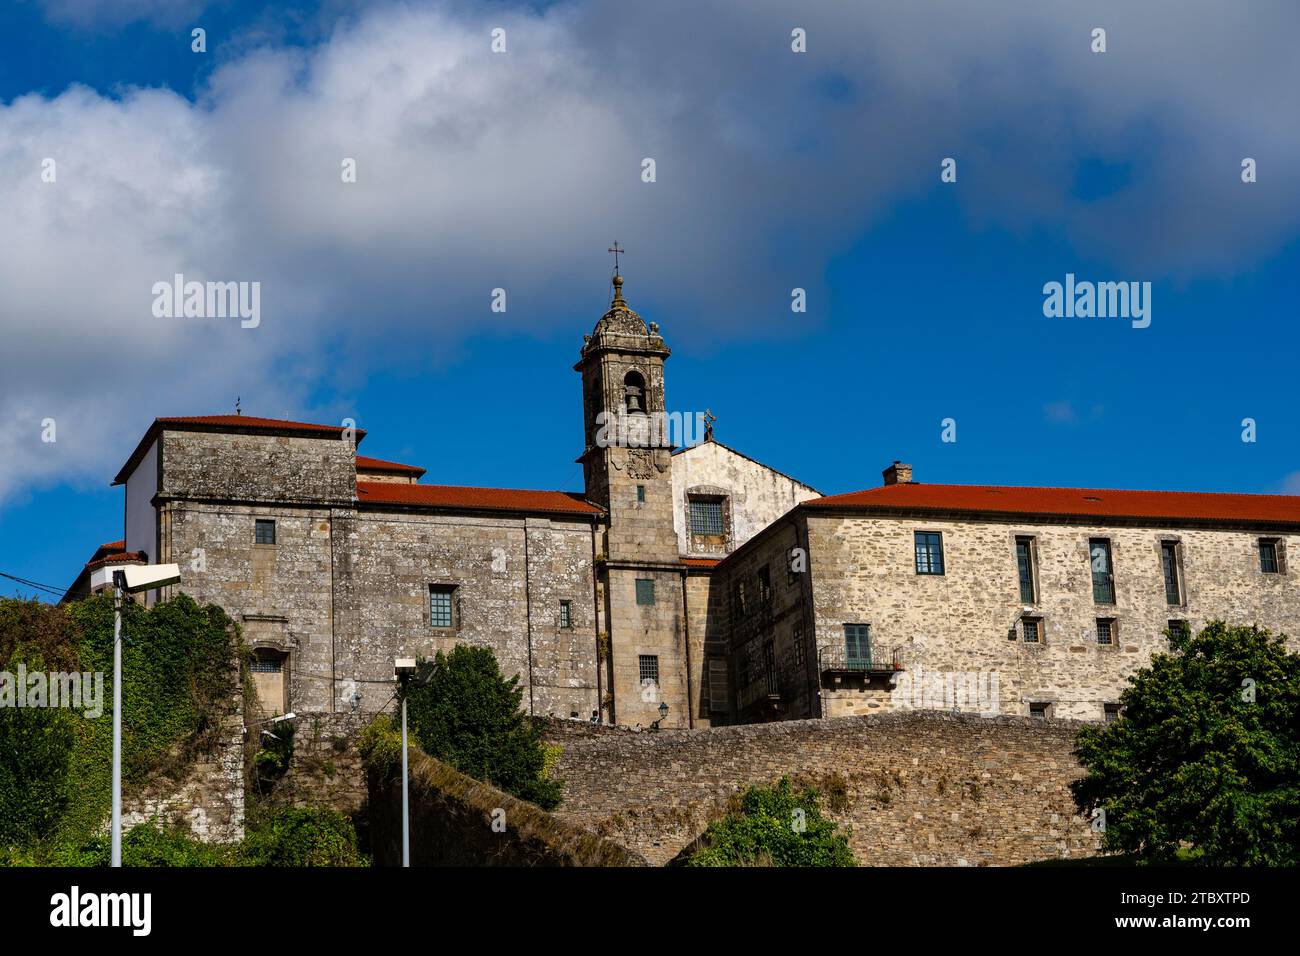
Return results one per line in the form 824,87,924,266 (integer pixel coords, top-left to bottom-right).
2,0,1299,503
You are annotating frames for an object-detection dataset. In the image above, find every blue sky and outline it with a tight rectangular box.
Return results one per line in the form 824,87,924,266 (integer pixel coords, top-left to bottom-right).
1,0,1297,599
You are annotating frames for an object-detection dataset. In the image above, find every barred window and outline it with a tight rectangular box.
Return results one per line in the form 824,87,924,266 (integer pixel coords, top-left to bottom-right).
559,600,572,629
1168,619,1189,640
429,585,455,627
1104,703,1122,724
1022,617,1041,643
1096,618,1115,645
758,565,771,604
689,498,724,535
763,640,777,694
1161,542,1181,605
1029,702,1050,719
914,532,944,575
255,519,276,545
1015,537,1036,603
635,578,655,605
792,622,805,667
1259,538,1280,573
1090,539,1115,604
250,658,282,673
638,654,659,686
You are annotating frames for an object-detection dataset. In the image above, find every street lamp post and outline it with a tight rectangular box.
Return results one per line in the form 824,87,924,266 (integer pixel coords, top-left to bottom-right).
394,658,418,868
107,562,181,867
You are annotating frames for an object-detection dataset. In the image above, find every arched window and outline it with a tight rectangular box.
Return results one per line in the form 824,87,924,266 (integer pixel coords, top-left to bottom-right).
623,370,646,413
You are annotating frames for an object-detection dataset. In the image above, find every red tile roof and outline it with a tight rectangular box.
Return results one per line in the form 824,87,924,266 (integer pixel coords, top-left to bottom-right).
355,455,426,477
85,551,147,571
114,415,367,485
681,557,721,567
805,483,1300,527
356,481,602,516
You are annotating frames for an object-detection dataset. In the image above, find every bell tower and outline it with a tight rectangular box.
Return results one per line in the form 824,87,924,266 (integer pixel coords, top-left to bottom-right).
575,271,677,563
576,262,691,728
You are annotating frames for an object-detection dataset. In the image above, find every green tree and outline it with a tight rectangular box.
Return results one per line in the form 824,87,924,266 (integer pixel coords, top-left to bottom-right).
1072,621,1300,866
403,645,562,809
0,650,75,847
681,777,856,867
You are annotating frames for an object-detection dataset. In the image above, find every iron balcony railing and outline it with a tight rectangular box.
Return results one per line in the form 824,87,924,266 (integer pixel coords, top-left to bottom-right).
819,644,903,674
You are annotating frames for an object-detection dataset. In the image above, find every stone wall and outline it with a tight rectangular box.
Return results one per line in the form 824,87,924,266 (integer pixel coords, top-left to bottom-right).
262,712,369,816
121,712,246,843
368,745,647,866
542,712,1100,867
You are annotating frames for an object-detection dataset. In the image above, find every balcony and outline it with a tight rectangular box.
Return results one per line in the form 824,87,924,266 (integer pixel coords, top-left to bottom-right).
819,644,903,675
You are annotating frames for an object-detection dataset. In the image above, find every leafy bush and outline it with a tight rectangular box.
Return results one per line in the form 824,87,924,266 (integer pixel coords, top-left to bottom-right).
237,807,366,867
1072,621,1300,866
402,645,562,809
0,593,239,855
251,719,296,796
357,714,403,777
681,777,856,867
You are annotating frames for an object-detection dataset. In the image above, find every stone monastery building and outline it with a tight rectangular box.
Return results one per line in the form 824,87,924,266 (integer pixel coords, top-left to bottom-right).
67,272,1300,728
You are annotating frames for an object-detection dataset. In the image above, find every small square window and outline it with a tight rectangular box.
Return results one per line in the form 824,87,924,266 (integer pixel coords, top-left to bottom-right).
1022,617,1042,643
255,519,276,545
559,600,572,629
635,578,655,605
1096,618,1116,645
638,654,659,686
1103,703,1122,724
429,585,456,628
914,532,945,575
1029,702,1051,719
1168,619,1189,640
1259,538,1281,573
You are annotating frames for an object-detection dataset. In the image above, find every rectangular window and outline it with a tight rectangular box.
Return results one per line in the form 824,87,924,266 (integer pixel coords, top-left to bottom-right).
763,640,777,694
254,519,276,545
1029,702,1050,719
689,498,724,535
638,654,659,686
1160,541,1181,605
1022,617,1041,643
635,578,655,605
844,623,871,666
1096,618,1115,645
737,649,750,690
429,585,455,628
636,484,646,503
1104,703,1122,724
758,565,771,604
1015,537,1036,604
1168,619,1189,640
559,600,572,629
914,532,945,575
1259,538,1280,573
792,622,805,667
1090,538,1115,604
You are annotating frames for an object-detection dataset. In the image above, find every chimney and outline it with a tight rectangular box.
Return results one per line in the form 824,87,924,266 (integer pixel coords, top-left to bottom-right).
882,461,913,486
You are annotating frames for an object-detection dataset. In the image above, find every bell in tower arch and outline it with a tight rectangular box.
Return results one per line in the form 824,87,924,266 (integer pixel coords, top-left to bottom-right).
623,370,646,413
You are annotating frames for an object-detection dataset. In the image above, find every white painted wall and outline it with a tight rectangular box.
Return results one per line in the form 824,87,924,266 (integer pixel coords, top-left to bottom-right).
125,438,158,561
670,440,821,557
